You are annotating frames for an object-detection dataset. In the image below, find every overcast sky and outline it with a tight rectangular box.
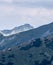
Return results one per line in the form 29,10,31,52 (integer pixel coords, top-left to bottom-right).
0,0,53,30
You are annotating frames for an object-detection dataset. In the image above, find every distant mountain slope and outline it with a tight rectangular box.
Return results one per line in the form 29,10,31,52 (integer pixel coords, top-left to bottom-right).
0,35,53,65
0,24,33,36
0,22,53,50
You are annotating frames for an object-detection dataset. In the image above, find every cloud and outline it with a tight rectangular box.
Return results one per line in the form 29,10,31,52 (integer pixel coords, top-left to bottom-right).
0,0,53,9
0,4,53,17
0,0,53,29
0,0,13,3
15,1,53,9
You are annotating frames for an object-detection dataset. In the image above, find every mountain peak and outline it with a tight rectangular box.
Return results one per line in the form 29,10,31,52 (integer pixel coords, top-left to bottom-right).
17,24,33,28
13,24,33,31
0,24,34,36
23,24,33,27
23,24,33,28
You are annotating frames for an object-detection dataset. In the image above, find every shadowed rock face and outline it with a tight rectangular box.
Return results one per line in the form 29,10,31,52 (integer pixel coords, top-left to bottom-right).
0,34,4,42
45,38,53,50
34,59,51,65
7,62,14,65
20,38,42,50
0,22,53,50
0,63,4,65
0,35,53,65
0,23,53,65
